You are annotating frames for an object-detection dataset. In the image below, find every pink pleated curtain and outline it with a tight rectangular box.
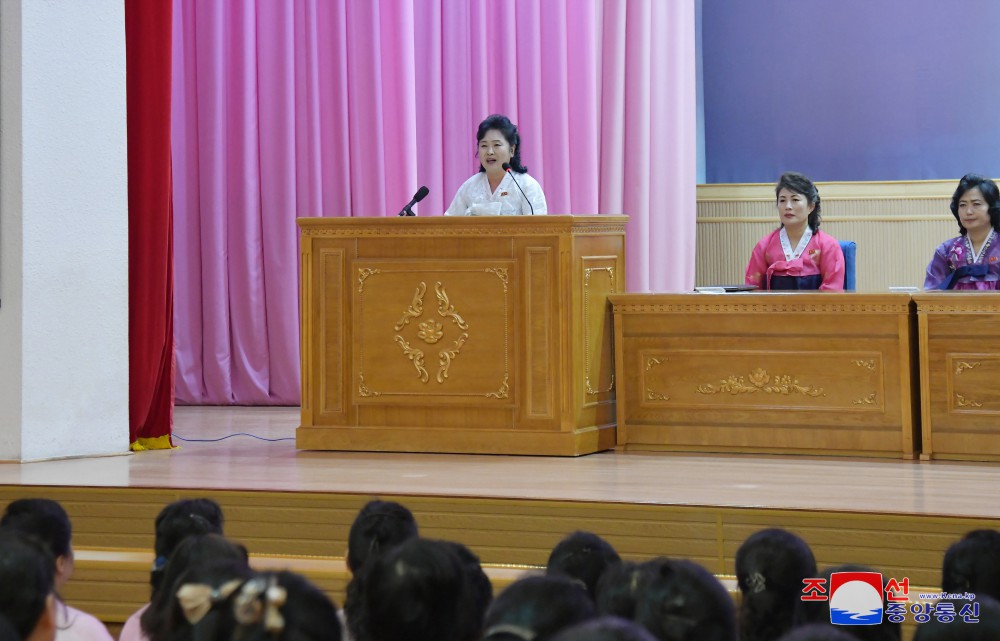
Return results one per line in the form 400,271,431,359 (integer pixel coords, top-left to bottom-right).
172,0,696,405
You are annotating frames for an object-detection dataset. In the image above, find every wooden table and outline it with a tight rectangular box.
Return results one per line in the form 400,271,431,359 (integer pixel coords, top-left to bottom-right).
609,293,919,458
914,292,1000,461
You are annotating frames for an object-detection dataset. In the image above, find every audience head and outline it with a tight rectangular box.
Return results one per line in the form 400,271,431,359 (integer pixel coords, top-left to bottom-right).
0,529,57,641
344,500,420,641
547,531,622,601
949,174,1000,236
188,571,341,641
346,500,419,574
551,617,659,641
0,614,19,641
776,624,860,641
795,564,900,641
142,533,249,641
943,529,1000,602
596,561,648,619
476,114,528,174
484,575,596,641
913,594,1000,641
633,558,737,641
736,528,817,641
775,172,822,232
363,538,488,641
152,498,225,595
1,498,73,589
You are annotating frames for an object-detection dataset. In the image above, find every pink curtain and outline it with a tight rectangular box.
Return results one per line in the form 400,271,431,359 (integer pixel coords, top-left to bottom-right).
172,0,696,405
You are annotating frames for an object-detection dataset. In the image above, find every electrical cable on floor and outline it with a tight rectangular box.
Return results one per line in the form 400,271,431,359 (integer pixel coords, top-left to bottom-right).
172,433,296,443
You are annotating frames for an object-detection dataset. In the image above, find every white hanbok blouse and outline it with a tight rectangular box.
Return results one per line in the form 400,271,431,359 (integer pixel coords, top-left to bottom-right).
444,171,548,216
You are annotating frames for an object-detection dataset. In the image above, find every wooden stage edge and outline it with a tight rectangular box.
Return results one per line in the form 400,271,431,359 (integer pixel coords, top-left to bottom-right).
0,407,998,628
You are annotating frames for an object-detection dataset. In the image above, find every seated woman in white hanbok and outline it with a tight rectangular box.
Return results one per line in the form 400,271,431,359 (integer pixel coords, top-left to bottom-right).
445,114,547,216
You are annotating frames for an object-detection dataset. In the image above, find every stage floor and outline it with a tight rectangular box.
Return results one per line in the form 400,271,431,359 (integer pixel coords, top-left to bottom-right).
1,406,998,519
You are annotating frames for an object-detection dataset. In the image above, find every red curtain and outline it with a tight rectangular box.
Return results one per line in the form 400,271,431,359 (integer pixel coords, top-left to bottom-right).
126,0,174,448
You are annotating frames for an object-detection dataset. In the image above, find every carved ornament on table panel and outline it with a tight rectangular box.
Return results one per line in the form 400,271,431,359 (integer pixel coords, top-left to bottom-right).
584,266,616,396
852,359,877,371
696,368,825,397
644,357,669,401
955,361,981,375
955,394,984,409
356,268,511,398
853,392,878,406
357,267,381,293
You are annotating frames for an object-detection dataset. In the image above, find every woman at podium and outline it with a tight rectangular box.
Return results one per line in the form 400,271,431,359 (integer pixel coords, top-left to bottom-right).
445,114,548,216
924,173,1000,290
745,172,845,290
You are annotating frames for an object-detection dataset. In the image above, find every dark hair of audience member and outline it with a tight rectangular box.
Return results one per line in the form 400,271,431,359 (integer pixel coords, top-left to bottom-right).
1,499,72,559
162,560,253,641
596,561,648,620
736,528,817,641
547,531,622,601
141,533,249,641
776,624,861,641
188,571,341,641
949,174,1000,236
483,575,596,641
0,614,20,641
633,557,737,641
0,529,56,641
775,172,822,232
343,500,420,641
550,616,660,641
942,529,1000,602
446,540,494,626
151,499,225,596
362,538,486,641
795,564,900,641
913,595,1000,641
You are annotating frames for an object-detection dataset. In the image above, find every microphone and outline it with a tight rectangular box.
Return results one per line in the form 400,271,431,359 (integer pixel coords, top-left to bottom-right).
502,162,535,215
398,185,429,217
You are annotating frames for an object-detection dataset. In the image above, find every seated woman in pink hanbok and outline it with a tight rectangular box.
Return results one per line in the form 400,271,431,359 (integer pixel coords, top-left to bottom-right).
924,174,1000,290
745,172,845,291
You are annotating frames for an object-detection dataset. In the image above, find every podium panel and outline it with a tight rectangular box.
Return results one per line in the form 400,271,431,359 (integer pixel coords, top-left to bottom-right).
610,293,919,458
297,215,626,456
914,293,1000,461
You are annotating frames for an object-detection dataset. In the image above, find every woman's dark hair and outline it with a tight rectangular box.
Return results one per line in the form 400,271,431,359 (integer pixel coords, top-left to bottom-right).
0,613,20,641
776,172,822,232
942,529,1000,602
913,594,1000,641
595,561,648,619
151,499,225,595
477,114,528,174
0,529,55,640
190,571,340,641
362,538,487,641
1,498,72,558
736,528,817,641
547,531,621,602
949,174,1000,236
483,575,596,641
634,558,737,641
344,500,420,641
795,565,900,641
550,616,659,641
165,560,254,641
346,500,419,573
141,534,249,641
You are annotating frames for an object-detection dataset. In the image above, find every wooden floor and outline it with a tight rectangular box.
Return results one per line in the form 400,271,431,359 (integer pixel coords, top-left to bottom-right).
2,406,999,519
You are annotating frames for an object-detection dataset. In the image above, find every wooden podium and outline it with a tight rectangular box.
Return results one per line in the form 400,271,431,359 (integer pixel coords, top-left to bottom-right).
296,215,626,456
